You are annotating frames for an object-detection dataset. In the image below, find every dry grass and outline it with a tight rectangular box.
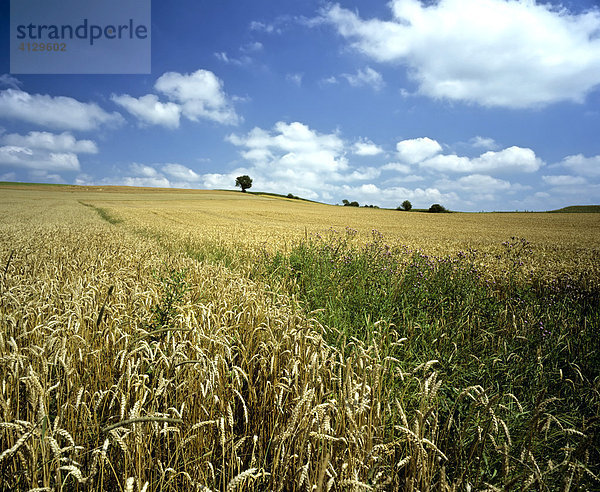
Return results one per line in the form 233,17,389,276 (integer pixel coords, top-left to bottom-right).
0,185,598,491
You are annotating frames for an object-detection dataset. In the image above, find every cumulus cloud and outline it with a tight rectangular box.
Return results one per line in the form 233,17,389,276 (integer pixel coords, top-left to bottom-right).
348,167,381,180
224,124,548,208
111,94,181,128
0,146,80,172
322,0,600,108
155,69,240,125
542,175,587,186
224,122,469,207
560,154,600,178
2,131,97,153
94,162,227,189
113,69,240,128
0,89,123,130
396,137,442,164
0,130,100,176
342,67,385,91
382,162,412,174
226,121,356,199
353,138,383,156
29,170,64,183
227,121,346,172
161,163,202,182
420,146,543,174
116,163,170,188
437,174,513,192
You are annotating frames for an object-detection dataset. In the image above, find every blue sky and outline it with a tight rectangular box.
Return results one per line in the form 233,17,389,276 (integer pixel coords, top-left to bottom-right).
1,0,599,211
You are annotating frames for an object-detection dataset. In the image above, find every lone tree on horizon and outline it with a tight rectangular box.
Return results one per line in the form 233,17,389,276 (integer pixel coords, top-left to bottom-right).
235,175,252,192
401,200,412,211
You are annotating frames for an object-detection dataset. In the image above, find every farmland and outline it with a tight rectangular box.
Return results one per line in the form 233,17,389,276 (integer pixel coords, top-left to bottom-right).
1,184,599,491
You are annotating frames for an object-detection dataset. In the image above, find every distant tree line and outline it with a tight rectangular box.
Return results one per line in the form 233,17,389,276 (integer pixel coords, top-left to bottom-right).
236,179,449,212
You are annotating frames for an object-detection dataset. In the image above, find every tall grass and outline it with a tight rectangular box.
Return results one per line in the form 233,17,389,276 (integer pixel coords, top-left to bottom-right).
1,199,598,490
253,228,600,488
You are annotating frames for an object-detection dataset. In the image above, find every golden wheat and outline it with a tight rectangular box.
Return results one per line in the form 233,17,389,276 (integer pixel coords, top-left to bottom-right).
0,184,597,490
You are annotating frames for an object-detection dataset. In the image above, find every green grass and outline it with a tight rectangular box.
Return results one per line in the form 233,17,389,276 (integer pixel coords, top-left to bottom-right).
78,201,123,224
548,205,600,213
248,228,600,488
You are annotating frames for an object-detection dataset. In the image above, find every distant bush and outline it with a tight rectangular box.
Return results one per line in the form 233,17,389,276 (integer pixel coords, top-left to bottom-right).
428,203,447,213
342,199,359,207
287,193,299,199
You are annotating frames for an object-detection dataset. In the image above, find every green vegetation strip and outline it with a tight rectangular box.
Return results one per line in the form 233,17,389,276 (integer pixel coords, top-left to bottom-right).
243,229,599,486
150,225,600,487
79,200,123,224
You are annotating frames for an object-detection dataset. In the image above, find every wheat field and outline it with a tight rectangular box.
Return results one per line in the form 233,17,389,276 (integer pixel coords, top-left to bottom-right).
1,184,599,491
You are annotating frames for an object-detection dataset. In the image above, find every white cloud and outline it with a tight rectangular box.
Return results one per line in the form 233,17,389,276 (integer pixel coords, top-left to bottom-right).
225,121,467,208
113,70,240,128
391,174,424,183
122,175,171,188
342,67,385,91
353,138,383,156
155,69,240,125
94,162,232,190
226,121,352,199
396,137,442,164
321,76,339,85
249,20,278,33
240,42,263,53
214,51,252,66
322,0,600,108
542,175,587,186
437,174,512,192
382,162,412,174
120,163,171,188
0,146,80,172
29,170,64,183
0,131,98,174
469,136,498,150
201,171,245,190
286,73,303,87
111,94,181,128
348,167,381,180
421,146,543,174
434,174,533,206
0,89,123,130
560,154,600,178
161,163,201,182
0,74,22,90
340,183,459,209
228,121,345,168
2,131,98,153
